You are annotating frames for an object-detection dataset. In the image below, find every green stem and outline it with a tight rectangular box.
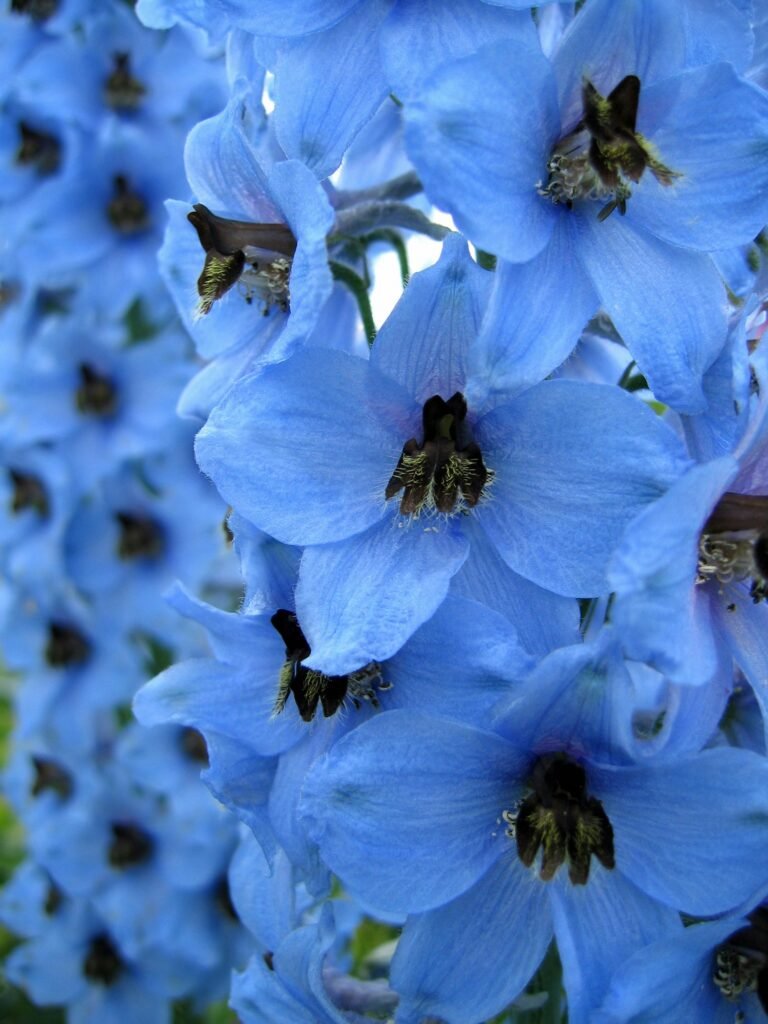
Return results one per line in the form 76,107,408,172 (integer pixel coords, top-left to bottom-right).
330,261,377,346
362,228,410,287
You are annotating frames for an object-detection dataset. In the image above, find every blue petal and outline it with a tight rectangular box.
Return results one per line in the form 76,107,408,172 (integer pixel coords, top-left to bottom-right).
718,584,768,750
381,0,538,101
574,214,729,413
595,917,747,1024
184,81,275,220
221,0,365,37
296,513,469,675
477,380,690,596
631,64,768,252
195,349,417,545
404,40,560,262
609,457,738,683
595,748,768,915
265,159,335,355
553,0,688,129
273,1,390,178
384,594,531,724
467,216,599,409
452,516,581,656
371,233,491,404
550,865,681,1024
392,852,552,1024
300,711,525,915
493,628,640,766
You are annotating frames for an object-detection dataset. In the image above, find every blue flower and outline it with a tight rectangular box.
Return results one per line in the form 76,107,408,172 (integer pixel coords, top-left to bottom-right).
595,909,768,1024
402,0,768,410
196,234,690,672
301,710,768,1023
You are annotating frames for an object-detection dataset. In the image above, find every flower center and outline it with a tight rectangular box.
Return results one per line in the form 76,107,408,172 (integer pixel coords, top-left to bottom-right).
83,933,123,986
15,121,60,175
386,393,493,517
115,511,165,561
270,609,390,722
504,753,614,885
187,203,296,317
713,908,768,1014
698,492,768,603
45,621,91,668
10,0,58,20
108,821,154,868
538,75,680,221
75,362,118,416
31,756,73,799
104,52,146,111
9,469,49,516
107,174,150,234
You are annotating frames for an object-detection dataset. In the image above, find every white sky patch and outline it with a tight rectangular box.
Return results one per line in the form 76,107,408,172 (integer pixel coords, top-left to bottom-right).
370,207,455,328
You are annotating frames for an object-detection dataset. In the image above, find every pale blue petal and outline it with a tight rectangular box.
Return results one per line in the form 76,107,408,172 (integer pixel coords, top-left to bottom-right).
392,853,552,1024
551,866,682,1024
404,40,559,262
195,349,418,545
273,1,390,178
467,216,598,409
371,233,490,403
596,748,768,915
300,711,524,915
184,81,276,221
223,0,365,37
382,0,538,100
575,214,729,413
296,514,469,675
385,594,531,724
477,380,690,596
452,517,580,656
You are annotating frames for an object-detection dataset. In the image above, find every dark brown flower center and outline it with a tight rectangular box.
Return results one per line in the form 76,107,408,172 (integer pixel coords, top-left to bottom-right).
9,469,49,516
45,621,91,668
108,821,154,868
75,362,118,416
15,121,60,175
699,492,768,603
187,203,295,316
539,75,679,221
83,933,123,986
505,753,614,886
31,756,73,799
115,511,165,560
386,392,492,516
107,174,150,234
10,0,58,20
714,908,768,1012
104,52,146,111
270,609,389,722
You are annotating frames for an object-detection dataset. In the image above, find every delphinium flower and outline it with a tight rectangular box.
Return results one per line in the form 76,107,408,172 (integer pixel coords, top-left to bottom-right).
197,233,690,674
595,905,768,1023
300,698,768,1023
0,319,193,489
608,342,768,736
0,4,250,1020
134,504,537,890
402,0,768,411
159,78,344,417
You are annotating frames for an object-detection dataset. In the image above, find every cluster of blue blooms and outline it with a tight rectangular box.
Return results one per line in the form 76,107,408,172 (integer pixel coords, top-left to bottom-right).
4,0,768,1022
0,1,260,1020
